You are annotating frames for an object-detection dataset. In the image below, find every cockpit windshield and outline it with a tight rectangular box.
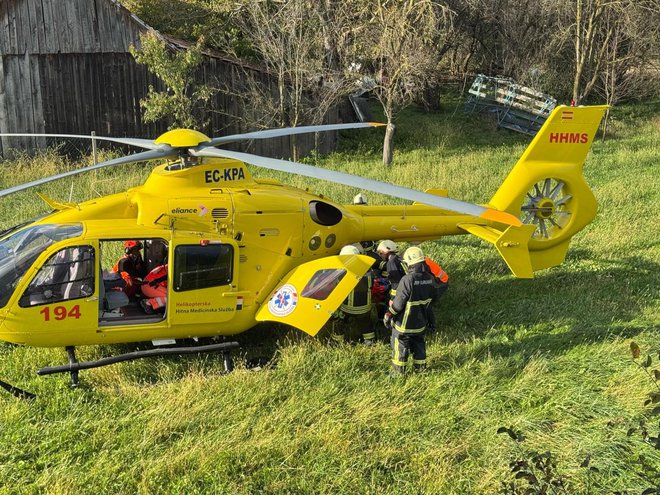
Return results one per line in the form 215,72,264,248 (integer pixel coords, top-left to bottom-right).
0,224,83,308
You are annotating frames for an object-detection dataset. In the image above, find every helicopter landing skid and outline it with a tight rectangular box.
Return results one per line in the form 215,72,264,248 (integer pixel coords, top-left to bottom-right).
37,341,240,387
0,379,36,400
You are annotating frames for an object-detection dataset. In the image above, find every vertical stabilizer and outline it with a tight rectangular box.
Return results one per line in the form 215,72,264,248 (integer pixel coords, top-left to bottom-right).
487,105,607,273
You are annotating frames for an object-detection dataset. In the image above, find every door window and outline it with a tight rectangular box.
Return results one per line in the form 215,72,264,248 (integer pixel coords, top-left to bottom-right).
173,244,233,292
300,269,347,300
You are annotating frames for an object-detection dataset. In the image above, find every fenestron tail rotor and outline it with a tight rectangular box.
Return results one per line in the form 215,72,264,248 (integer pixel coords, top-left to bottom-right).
521,177,573,241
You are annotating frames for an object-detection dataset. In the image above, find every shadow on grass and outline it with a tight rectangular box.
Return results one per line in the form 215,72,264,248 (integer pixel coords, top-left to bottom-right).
433,248,658,363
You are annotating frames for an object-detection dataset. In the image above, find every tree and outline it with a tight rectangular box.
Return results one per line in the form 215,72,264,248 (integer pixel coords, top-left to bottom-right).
596,1,659,126
122,0,249,55
350,0,455,165
543,0,640,105
443,0,554,84
130,32,214,129
221,0,358,160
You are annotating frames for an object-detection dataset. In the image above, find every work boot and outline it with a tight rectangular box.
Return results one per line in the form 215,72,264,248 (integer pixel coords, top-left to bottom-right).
363,339,374,347
140,298,154,315
413,363,427,373
389,364,405,378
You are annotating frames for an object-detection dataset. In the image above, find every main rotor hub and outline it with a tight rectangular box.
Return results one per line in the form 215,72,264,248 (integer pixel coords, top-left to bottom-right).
155,129,211,148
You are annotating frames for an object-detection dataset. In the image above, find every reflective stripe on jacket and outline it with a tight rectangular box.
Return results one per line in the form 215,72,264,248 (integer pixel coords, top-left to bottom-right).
340,273,372,315
389,263,437,333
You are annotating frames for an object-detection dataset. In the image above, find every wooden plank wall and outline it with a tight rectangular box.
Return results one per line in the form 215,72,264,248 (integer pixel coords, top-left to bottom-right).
0,0,337,159
0,0,144,56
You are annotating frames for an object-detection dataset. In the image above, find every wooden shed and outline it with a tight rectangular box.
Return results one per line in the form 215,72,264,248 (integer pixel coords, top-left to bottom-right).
0,0,337,158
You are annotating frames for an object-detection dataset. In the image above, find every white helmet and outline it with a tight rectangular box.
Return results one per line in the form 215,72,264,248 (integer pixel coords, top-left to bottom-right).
403,246,425,265
340,245,360,255
377,240,398,254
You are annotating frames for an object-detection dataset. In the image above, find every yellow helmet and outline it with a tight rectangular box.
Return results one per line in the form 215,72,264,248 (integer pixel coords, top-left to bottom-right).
340,245,361,255
403,246,425,265
377,240,398,254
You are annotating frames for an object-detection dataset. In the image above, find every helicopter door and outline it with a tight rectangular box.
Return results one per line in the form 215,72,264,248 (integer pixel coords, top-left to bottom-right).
15,242,99,346
169,239,238,325
255,254,374,336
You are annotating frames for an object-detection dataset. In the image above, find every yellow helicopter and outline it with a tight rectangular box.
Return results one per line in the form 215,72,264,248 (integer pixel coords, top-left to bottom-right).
0,105,606,392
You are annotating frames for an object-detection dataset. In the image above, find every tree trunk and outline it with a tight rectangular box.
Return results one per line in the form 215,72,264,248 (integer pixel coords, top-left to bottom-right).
382,122,395,166
572,0,584,105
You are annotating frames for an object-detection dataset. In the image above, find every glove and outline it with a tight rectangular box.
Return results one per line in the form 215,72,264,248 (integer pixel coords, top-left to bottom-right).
332,310,346,321
383,312,393,329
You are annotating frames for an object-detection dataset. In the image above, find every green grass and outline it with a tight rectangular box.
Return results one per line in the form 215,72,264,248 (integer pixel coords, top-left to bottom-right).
0,100,658,494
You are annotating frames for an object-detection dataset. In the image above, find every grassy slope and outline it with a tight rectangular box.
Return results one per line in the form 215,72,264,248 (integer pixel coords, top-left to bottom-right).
0,100,658,495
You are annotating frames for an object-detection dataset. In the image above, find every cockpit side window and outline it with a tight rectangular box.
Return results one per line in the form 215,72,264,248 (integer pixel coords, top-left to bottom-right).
19,246,95,307
173,244,233,292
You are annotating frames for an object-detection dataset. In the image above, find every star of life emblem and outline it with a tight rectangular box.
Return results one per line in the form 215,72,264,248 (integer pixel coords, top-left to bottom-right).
268,283,298,317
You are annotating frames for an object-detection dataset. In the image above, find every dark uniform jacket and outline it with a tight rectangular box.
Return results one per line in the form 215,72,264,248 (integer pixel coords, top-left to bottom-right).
340,272,372,315
383,253,405,295
115,254,147,279
389,262,438,333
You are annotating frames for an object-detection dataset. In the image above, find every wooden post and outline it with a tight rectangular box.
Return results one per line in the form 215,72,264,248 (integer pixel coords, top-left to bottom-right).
91,131,97,164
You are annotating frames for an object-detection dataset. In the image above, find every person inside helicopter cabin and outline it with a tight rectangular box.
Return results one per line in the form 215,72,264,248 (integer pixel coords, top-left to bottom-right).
113,240,147,300
140,263,168,315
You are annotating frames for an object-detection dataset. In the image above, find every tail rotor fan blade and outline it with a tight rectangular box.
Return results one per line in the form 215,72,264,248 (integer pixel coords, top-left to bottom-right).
193,148,522,227
0,147,176,198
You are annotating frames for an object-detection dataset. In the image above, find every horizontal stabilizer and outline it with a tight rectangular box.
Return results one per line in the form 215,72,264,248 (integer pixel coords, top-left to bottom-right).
458,223,537,278
37,193,76,211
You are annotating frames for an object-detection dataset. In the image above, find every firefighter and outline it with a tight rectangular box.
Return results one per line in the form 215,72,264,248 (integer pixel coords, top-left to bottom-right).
140,264,168,314
376,240,405,298
383,246,439,375
360,240,382,271
113,240,147,300
333,245,375,345
356,240,387,340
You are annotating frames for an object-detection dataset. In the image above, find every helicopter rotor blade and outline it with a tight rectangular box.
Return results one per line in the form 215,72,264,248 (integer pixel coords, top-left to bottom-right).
201,122,385,148
193,148,522,227
0,147,176,198
0,133,161,150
